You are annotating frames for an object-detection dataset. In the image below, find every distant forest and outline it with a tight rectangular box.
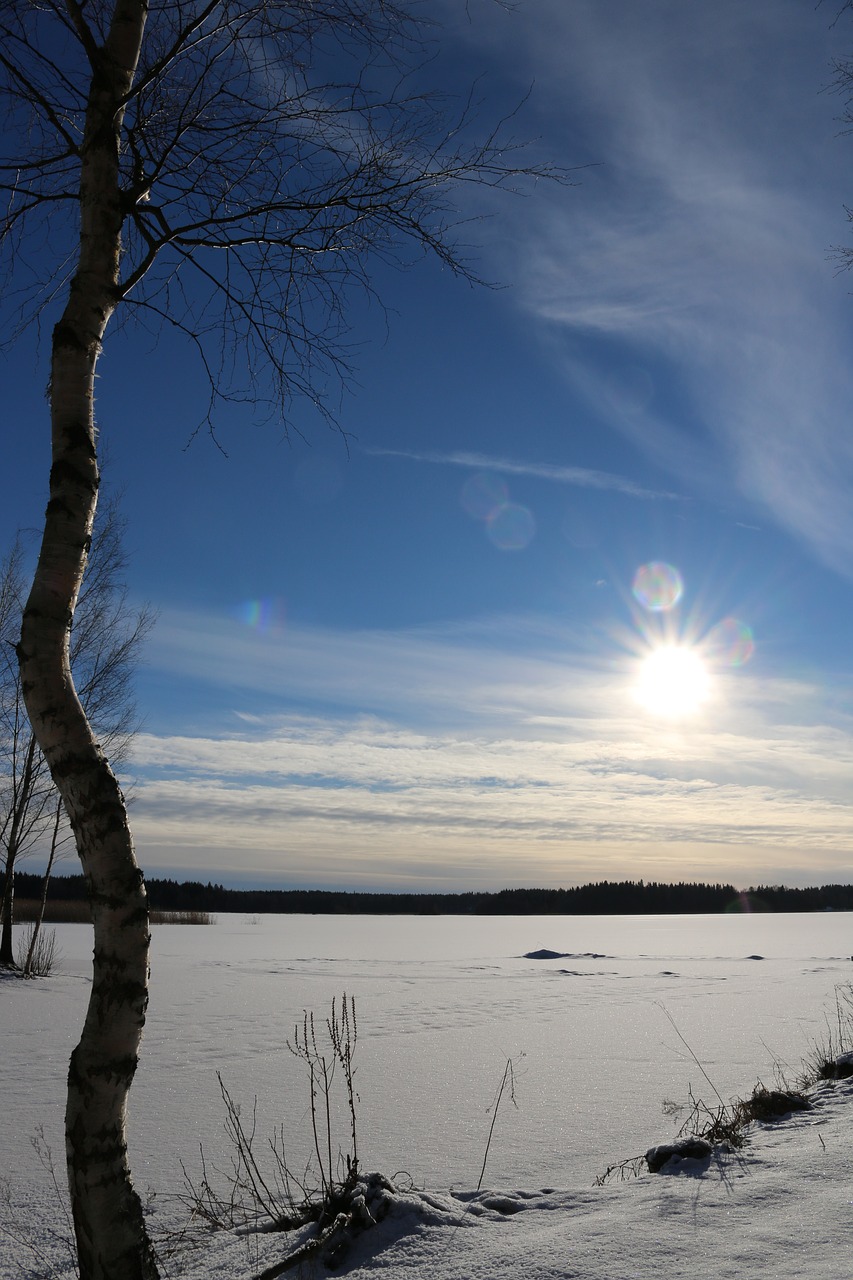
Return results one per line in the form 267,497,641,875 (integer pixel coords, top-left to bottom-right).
9,872,853,915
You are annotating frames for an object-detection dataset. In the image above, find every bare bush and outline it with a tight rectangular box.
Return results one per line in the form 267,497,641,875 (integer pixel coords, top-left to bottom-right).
799,984,853,1084
17,924,59,978
0,1128,76,1273
181,994,362,1239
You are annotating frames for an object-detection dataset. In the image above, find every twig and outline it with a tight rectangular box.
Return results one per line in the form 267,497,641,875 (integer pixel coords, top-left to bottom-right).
250,1212,350,1280
657,1003,726,1108
477,1056,521,1191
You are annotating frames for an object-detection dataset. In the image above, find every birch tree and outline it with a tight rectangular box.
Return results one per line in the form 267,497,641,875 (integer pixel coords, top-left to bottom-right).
0,3,561,1277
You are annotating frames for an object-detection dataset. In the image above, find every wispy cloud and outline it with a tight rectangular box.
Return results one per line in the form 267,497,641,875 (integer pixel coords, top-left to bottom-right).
470,0,853,576
145,605,624,729
365,447,680,501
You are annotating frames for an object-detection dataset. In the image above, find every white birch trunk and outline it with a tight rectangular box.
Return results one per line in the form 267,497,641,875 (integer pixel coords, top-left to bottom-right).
17,5,157,1277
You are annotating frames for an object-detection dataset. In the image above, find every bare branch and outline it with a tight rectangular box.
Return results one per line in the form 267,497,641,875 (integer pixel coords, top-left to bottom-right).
0,1,570,430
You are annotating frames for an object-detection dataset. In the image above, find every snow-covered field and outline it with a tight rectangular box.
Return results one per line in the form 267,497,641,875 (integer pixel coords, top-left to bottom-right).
3,911,853,1278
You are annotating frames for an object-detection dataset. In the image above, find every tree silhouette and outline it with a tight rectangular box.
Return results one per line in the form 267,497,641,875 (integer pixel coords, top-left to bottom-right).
0,500,153,971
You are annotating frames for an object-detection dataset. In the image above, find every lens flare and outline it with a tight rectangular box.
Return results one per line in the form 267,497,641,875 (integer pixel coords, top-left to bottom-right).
233,597,286,632
461,472,509,521
705,617,755,667
632,562,683,612
486,502,536,551
461,471,535,551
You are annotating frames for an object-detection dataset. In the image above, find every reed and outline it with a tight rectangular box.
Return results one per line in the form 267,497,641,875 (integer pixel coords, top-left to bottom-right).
149,910,215,925
13,901,215,925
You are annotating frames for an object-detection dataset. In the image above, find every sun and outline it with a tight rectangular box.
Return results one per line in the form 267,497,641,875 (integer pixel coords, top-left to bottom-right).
635,644,710,718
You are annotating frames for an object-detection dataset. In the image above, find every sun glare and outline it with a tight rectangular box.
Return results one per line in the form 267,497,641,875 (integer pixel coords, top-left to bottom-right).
635,645,710,719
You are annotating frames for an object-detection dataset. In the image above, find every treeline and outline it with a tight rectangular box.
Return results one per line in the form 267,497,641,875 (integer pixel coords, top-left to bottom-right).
8,872,853,915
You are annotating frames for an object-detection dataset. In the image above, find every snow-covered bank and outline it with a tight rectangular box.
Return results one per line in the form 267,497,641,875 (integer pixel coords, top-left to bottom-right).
3,912,853,1278
4,1076,853,1279
177,1077,853,1279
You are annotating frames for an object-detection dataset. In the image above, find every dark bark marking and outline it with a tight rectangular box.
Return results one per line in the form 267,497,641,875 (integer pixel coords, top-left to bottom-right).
50,457,99,494
52,322,90,354
45,496,83,523
62,419,98,452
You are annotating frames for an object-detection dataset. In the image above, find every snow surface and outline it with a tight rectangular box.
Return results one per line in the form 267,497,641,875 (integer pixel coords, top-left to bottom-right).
3,911,853,1278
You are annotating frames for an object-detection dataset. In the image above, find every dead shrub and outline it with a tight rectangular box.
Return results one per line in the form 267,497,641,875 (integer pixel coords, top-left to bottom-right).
180,994,364,1240
742,1085,810,1123
16,924,59,977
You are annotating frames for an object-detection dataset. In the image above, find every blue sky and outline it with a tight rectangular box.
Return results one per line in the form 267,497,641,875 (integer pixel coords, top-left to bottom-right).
4,0,853,891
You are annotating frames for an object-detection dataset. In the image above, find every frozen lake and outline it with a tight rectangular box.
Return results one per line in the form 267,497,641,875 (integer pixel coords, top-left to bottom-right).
5,911,853,1199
